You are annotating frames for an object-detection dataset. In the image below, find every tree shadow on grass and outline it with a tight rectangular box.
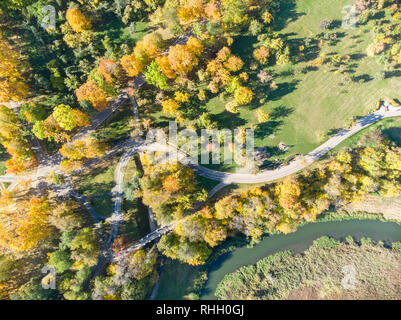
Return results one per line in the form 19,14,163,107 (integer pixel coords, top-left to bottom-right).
273,0,305,32
349,53,366,61
91,196,113,217
254,120,284,140
231,36,259,65
352,74,373,83
326,127,345,137
211,110,246,129
385,70,401,79
268,80,300,101
383,127,401,146
270,105,294,120
79,181,115,196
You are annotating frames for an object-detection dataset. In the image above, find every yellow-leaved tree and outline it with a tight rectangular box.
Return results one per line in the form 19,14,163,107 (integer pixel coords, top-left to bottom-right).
66,8,92,33
0,195,51,252
0,32,29,102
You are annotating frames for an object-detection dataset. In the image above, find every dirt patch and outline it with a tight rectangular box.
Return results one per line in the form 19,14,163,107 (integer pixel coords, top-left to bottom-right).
345,195,401,222
286,284,321,300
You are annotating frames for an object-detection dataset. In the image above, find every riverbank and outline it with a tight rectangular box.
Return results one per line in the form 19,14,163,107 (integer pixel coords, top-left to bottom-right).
215,236,401,300
155,208,401,300
201,218,401,299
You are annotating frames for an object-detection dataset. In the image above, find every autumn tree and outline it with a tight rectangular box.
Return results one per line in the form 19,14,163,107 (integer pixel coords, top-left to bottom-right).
234,86,253,105
224,56,244,72
129,248,158,280
0,105,36,173
66,8,92,33
275,178,301,210
32,115,70,143
174,91,190,103
168,44,199,75
161,98,179,115
177,0,204,24
70,228,99,267
76,80,108,111
0,197,51,252
60,137,107,172
186,36,204,57
0,32,29,102
157,233,211,266
204,1,221,22
140,163,207,224
121,53,144,77
99,59,118,83
253,46,270,64
48,200,86,232
52,104,89,131
155,56,177,79
121,32,164,78
18,103,45,123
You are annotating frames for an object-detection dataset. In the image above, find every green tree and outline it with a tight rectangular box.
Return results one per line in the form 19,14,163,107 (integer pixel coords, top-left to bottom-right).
10,278,58,300
144,61,169,90
48,249,73,274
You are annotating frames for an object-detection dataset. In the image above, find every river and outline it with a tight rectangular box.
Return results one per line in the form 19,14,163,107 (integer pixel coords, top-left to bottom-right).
200,219,401,300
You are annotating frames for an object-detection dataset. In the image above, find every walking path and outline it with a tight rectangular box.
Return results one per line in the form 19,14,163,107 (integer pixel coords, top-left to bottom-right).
114,104,401,260
2,29,401,280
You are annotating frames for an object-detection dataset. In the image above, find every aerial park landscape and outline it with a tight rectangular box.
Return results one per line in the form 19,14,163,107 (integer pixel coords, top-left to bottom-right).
0,0,401,304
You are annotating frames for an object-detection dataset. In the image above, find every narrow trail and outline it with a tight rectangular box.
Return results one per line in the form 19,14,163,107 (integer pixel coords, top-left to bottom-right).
1,27,401,294
115,104,401,260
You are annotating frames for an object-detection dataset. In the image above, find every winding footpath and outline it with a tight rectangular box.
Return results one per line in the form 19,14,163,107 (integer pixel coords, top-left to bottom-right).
114,104,401,259
147,105,401,184
2,28,401,277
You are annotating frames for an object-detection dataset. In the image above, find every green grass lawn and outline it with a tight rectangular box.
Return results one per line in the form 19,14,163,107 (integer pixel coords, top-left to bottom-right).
196,175,221,193
90,196,113,218
76,161,116,197
329,117,401,154
215,0,400,156
118,157,151,242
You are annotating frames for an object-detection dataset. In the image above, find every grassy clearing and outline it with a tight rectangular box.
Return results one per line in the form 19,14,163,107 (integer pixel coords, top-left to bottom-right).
215,236,401,300
90,196,113,218
329,117,401,154
95,101,136,145
141,0,401,173
216,0,400,155
75,160,117,197
118,157,150,242
196,175,221,193
119,194,151,242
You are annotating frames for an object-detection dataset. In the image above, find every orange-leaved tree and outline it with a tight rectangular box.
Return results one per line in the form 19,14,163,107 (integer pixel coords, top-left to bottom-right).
76,80,108,111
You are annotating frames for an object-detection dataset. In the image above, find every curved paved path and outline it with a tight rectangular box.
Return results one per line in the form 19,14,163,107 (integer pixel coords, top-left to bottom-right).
146,106,401,184
114,104,401,260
